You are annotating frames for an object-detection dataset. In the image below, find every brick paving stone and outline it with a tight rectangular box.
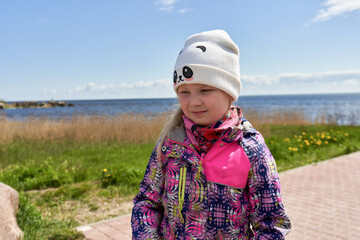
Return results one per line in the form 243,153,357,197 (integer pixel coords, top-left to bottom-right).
79,228,110,240
76,151,360,240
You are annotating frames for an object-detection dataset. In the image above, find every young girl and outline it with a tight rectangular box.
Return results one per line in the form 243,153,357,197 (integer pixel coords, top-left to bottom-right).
131,30,291,239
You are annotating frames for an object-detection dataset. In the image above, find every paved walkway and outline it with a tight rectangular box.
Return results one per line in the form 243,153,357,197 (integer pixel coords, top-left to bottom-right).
77,151,360,240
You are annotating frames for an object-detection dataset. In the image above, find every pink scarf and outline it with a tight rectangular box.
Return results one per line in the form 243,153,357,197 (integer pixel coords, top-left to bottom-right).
183,107,243,154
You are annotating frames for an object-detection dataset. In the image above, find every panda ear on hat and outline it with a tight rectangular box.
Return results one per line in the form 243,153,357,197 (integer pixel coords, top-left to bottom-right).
173,30,241,102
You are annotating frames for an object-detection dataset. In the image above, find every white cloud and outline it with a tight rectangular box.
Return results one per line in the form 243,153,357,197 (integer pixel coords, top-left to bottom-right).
243,71,360,84
179,8,192,14
43,89,57,95
156,0,177,5
155,0,191,13
65,79,174,98
343,78,359,85
242,70,360,94
241,75,280,85
40,71,360,100
313,0,360,22
156,0,177,12
158,6,174,13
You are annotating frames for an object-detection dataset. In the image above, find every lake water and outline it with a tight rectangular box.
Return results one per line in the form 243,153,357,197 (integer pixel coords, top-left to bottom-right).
1,93,360,125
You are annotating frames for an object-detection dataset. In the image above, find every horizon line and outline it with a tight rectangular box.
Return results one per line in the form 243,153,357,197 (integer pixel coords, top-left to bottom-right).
2,91,360,103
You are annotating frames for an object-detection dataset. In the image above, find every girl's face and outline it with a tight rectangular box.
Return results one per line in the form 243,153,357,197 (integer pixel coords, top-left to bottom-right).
178,84,232,126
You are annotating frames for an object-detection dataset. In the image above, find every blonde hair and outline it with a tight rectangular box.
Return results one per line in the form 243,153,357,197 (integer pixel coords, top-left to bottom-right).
156,107,184,158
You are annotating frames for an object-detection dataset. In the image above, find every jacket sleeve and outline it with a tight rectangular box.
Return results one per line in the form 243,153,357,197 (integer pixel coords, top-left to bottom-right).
246,133,291,239
131,144,165,240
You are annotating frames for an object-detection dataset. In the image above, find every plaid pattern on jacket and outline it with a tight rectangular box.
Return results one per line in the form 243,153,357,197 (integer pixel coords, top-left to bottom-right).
131,123,291,239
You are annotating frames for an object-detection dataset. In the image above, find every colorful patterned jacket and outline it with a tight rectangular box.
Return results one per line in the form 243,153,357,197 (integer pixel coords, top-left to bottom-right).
131,122,291,239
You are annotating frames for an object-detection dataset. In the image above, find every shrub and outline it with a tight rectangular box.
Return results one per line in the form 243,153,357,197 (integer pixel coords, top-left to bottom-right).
0,159,86,191
100,166,143,189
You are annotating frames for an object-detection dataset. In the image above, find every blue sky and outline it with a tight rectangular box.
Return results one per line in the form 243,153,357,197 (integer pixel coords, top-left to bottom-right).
1,0,360,101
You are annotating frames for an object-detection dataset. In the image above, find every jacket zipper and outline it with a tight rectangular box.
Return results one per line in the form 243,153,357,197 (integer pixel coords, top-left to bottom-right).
178,166,187,223
166,139,203,224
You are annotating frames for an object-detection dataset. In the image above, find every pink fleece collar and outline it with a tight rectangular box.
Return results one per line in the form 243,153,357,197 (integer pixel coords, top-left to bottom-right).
203,140,250,189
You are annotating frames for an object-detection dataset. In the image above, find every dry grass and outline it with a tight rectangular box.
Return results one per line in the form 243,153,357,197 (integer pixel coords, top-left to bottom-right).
0,109,330,144
0,113,168,144
243,108,312,126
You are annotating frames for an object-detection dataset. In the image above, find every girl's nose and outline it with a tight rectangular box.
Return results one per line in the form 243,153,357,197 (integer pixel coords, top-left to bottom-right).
189,95,202,106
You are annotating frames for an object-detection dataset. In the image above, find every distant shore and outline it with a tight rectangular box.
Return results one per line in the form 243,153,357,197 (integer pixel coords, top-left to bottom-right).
0,101,74,109
1,94,359,125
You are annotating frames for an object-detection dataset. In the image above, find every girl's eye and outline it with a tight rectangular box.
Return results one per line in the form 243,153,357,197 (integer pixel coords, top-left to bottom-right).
201,89,213,92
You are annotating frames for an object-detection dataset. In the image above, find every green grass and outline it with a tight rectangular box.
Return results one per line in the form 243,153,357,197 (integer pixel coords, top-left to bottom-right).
1,125,360,239
262,125,360,171
17,193,83,240
0,141,153,240
0,141,153,191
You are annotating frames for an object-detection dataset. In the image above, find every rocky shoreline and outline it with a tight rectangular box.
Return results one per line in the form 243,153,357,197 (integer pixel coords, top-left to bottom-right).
0,101,74,109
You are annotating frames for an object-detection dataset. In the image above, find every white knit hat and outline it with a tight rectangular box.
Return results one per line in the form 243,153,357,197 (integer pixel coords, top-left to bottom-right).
173,29,241,102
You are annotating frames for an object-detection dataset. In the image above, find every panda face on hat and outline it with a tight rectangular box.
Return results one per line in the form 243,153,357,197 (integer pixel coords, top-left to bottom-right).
173,66,194,84
173,46,206,85
173,30,242,102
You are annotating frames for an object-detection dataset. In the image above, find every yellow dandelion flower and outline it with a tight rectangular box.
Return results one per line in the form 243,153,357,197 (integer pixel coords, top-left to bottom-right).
344,133,349,136
333,137,337,141
316,140,322,145
302,132,306,135
288,147,293,151
292,148,299,151
103,169,107,172
300,144,303,148
325,141,328,144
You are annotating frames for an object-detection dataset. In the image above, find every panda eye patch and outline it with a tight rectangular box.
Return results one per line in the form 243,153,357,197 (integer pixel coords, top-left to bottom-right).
196,46,206,52
183,66,193,78
173,71,177,83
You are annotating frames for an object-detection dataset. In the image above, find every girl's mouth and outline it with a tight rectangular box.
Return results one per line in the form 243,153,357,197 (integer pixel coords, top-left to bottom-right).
192,110,207,116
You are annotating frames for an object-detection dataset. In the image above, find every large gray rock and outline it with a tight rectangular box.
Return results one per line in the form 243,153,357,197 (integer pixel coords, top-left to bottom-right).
0,183,23,240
